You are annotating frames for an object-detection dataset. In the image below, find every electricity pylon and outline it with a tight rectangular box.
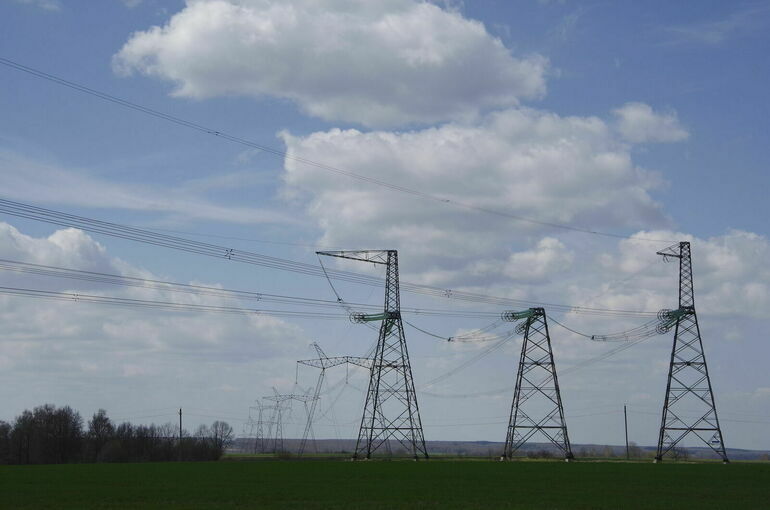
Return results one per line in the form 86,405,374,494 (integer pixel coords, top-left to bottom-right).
262,389,289,453
296,342,373,456
500,307,573,460
654,242,728,462
263,387,317,454
317,250,428,459
243,402,265,454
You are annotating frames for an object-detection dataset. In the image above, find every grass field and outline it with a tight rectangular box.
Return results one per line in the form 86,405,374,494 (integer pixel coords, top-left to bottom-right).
1,459,768,509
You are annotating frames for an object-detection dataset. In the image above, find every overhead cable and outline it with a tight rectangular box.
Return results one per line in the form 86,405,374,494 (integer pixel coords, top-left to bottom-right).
0,56,678,244
0,197,659,318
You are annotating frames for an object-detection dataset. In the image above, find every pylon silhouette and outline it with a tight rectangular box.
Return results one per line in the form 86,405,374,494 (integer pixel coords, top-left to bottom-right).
655,242,728,462
501,307,573,460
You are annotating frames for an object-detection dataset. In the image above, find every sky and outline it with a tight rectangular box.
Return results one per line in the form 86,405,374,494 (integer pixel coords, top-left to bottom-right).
1,0,769,452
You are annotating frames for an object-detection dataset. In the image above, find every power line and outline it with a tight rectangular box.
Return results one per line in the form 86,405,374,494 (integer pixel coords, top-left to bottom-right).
0,197,660,318
0,56,678,244
0,285,348,320
0,258,499,318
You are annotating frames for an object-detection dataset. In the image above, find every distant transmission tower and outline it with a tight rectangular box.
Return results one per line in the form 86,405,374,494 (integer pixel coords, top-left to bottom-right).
262,390,288,453
264,387,317,454
296,342,373,456
501,307,573,460
654,242,728,463
242,402,265,454
318,250,428,459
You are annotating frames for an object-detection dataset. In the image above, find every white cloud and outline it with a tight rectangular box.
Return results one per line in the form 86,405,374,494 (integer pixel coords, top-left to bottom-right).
12,0,61,11
579,229,770,320
113,0,549,128
281,107,668,281
504,237,573,280
0,223,113,276
0,221,310,425
613,102,689,144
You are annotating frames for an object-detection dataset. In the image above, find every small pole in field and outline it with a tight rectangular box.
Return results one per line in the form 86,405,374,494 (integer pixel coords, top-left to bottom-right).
179,408,183,461
624,404,629,460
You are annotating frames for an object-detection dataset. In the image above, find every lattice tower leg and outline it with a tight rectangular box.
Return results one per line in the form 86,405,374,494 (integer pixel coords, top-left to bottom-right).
502,308,573,460
353,251,428,459
655,242,728,462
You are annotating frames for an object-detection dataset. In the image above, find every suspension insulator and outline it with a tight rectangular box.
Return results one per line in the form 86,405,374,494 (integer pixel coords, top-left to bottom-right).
657,308,673,321
349,312,366,324
515,322,528,335
656,323,671,335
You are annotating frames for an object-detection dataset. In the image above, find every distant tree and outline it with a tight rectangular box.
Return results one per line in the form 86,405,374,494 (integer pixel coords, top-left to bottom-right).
45,405,83,464
8,404,82,464
10,409,34,464
87,409,114,462
0,420,11,464
210,421,234,454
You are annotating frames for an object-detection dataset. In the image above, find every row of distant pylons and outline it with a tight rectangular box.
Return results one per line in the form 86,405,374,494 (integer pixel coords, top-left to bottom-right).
247,242,729,463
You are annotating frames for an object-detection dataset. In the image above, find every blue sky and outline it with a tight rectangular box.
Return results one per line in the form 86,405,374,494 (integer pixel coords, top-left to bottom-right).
1,0,769,452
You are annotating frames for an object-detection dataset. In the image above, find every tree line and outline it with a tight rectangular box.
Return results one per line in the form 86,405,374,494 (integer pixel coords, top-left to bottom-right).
0,404,233,464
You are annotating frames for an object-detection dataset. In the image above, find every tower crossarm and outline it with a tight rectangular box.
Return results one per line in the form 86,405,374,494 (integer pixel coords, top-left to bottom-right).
343,356,374,369
350,311,399,323
501,308,542,322
297,357,351,369
317,250,392,265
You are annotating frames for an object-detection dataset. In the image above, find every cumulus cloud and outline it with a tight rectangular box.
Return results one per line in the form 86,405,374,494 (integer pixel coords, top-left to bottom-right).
281,107,668,282
0,221,310,423
613,102,689,144
113,0,549,127
0,223,112,273
468,237,573,283
589,230,770,319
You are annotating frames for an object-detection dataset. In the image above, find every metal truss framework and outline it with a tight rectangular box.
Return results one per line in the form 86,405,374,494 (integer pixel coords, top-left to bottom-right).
262,387,315,454
501,307,573,460
317,250,428,459
655,242,728,462
296,342,373,456
242,402,267,454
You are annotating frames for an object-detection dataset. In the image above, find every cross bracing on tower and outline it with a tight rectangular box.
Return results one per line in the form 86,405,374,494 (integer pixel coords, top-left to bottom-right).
654,242,728,463
317,250,428,460
501,307,573,460
262,387,317,454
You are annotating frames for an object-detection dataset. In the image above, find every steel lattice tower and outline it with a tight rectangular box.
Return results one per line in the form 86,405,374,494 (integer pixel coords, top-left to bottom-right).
501,308,573,460
654,242,728,462
296,342,373,456
318,250,428,459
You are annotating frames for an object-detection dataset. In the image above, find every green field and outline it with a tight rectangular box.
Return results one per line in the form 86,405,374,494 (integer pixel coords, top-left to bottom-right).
1,459,768,509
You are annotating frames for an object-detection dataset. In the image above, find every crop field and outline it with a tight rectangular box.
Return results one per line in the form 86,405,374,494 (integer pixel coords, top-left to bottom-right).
1,459,769,509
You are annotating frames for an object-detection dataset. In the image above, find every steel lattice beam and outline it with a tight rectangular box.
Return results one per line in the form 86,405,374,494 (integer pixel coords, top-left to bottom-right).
654,242,728,463
501,307,573,460
319,250,428,459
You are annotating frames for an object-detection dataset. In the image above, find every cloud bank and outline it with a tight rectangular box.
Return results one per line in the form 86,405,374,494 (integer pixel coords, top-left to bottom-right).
114,0,549,127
